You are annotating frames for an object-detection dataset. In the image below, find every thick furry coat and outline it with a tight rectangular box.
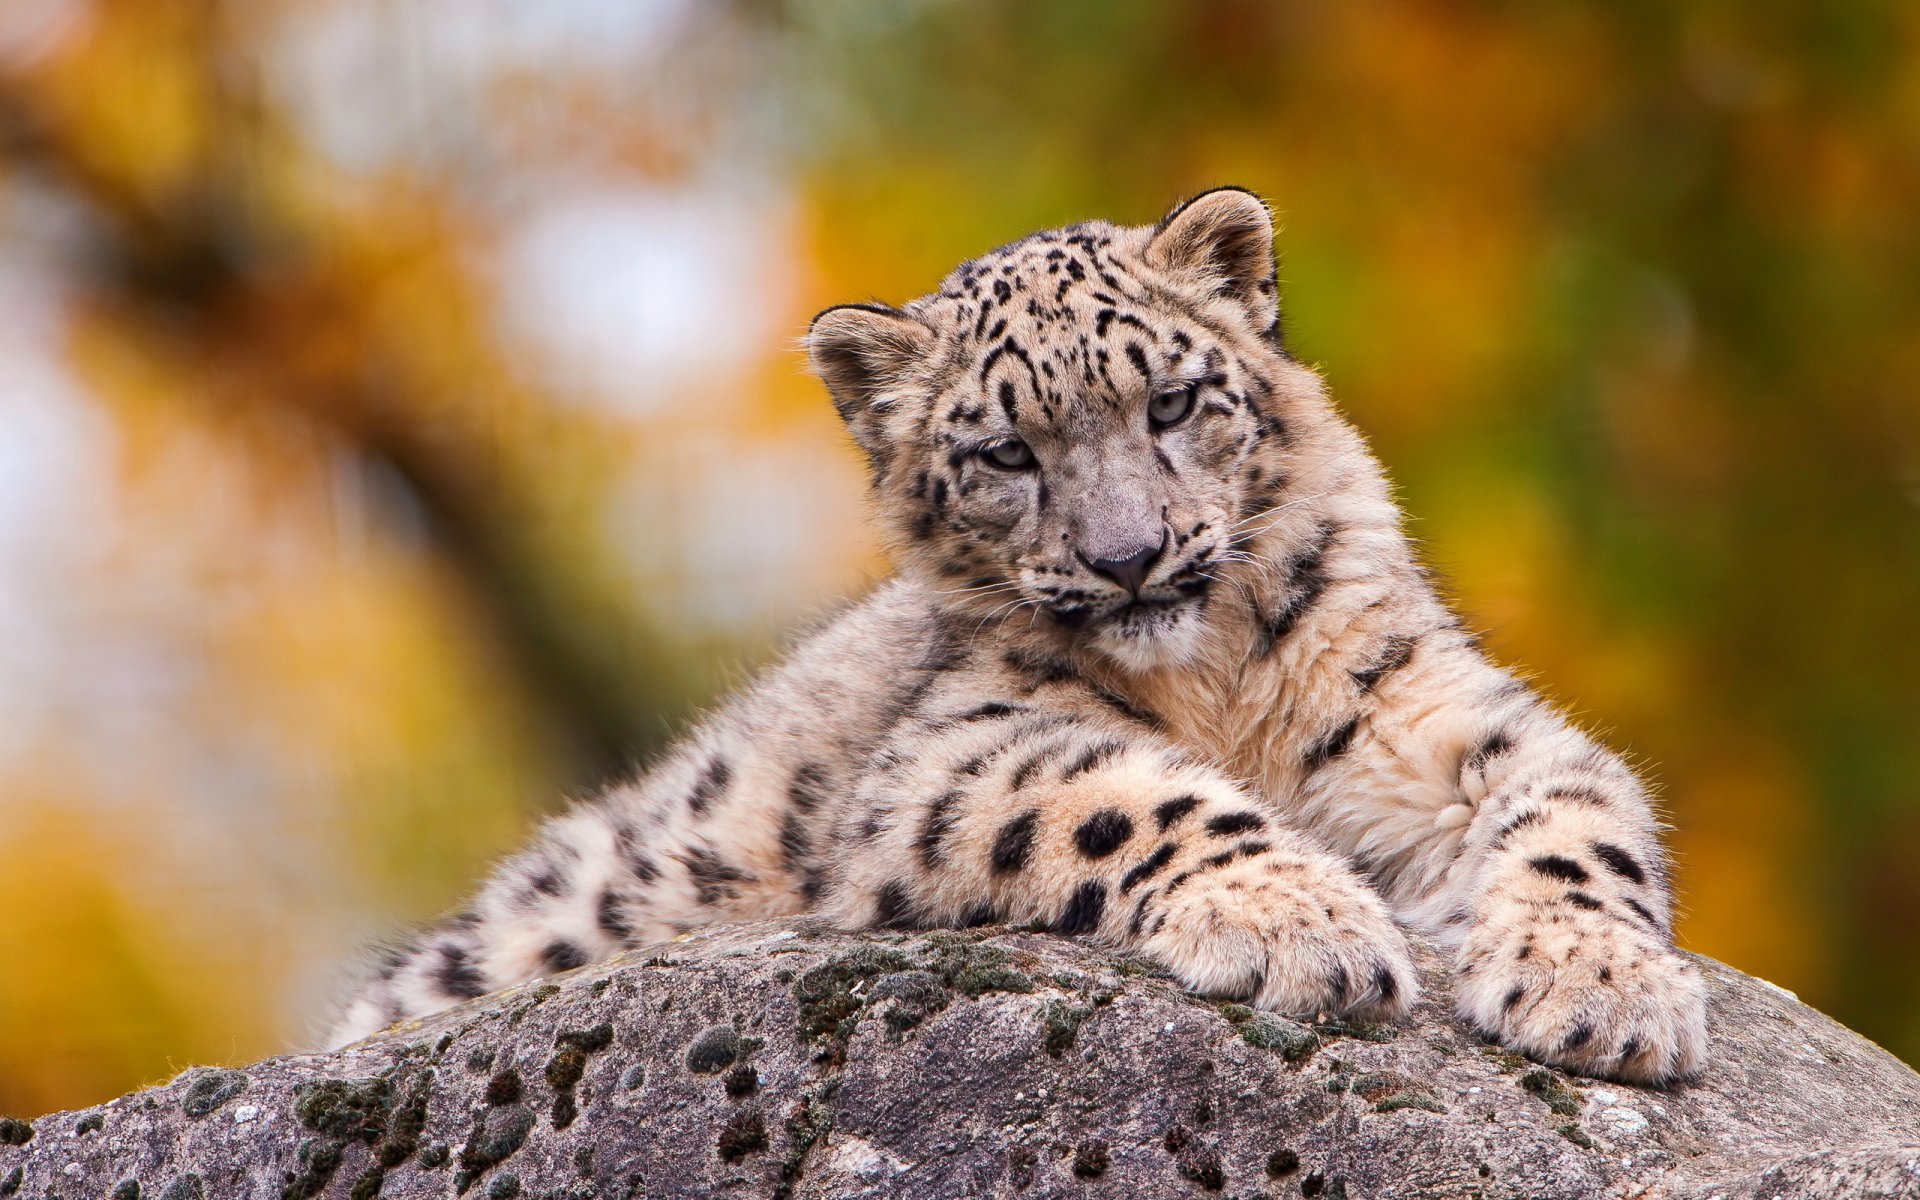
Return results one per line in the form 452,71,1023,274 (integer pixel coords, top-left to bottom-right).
331,189,1705,1084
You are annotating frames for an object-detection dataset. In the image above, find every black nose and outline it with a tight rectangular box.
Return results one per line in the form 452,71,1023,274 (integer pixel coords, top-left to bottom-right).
1080,534,1166,597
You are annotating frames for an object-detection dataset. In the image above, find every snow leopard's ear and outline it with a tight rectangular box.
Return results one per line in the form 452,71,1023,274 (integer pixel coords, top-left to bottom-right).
809,303,933,456
1147,187,1279,341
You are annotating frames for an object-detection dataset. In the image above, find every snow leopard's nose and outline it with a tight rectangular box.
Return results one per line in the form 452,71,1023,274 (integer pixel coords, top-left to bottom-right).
1079,532,1166,597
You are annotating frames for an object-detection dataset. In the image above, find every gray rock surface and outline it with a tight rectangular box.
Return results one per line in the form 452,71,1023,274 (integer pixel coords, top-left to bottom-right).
3,919,1917,1199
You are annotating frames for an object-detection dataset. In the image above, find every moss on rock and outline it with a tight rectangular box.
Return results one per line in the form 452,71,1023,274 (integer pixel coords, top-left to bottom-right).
293,1078,392,1142
869,970,950,1035
716,1109,769,1162
547,1023,615,1129
1072,1138,1111,1178
454,1104,534,1194
1041,1000,1093,1058
157,1176,202,1200
686,1026,745,1075
1350,1071,1448,1114
1244,1015,1321,1061
915,936,1035,997
1519,1068,1584,1117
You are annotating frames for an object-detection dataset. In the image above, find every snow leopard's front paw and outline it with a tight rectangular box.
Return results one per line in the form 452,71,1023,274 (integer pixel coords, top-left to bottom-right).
1455,900,1707,1085
1139,849,1417,1022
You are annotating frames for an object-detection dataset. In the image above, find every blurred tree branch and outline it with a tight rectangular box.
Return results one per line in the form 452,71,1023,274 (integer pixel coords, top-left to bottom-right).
0,20,682,792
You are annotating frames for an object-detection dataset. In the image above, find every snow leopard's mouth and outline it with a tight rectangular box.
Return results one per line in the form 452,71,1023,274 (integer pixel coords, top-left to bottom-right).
1028,543,1222,643
1042,551,1219,626
1043,586,1198,631
1105,593,1195,628
1083,587,1216,671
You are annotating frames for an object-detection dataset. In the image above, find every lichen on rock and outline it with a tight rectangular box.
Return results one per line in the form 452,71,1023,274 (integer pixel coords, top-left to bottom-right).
0,919,1916,1198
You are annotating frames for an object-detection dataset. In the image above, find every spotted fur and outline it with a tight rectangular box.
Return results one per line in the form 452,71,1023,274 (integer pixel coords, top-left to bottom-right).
330,188,1706,1085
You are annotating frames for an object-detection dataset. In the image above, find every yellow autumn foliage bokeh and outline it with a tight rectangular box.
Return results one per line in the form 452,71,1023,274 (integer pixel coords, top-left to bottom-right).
1,0,1916,1118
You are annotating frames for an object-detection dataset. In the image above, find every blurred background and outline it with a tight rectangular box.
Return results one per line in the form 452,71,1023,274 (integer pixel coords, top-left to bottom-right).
0,0,1915,1116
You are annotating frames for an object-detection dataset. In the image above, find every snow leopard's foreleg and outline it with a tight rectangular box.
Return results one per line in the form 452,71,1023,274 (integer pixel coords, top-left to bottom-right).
820,701,1417,1018
1422,690,1708,1084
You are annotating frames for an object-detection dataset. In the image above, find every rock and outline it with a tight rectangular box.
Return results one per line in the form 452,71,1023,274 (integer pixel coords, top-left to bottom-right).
2,920,1917,1198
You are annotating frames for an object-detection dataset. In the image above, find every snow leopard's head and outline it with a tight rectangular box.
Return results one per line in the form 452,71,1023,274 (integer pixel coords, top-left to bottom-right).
811,188,1311,672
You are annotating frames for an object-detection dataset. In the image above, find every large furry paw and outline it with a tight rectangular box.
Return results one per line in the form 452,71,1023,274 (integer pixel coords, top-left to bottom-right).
1455,901,1707,1085
1139,854,1417,1021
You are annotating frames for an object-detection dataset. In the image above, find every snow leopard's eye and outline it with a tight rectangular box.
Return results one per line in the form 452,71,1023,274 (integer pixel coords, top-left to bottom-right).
1148,385,1196,430
981,439,1036,470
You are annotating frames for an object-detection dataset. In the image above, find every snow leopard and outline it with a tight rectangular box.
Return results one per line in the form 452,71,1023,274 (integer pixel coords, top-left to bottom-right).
329,187,1707,1085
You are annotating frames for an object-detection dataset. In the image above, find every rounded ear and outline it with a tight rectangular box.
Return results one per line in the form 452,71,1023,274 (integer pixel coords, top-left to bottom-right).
808,303,933,454
1145,186,1279,339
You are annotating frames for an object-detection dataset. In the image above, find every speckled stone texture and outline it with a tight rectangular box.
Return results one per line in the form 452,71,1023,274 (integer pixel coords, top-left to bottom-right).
3,920,1917,1199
